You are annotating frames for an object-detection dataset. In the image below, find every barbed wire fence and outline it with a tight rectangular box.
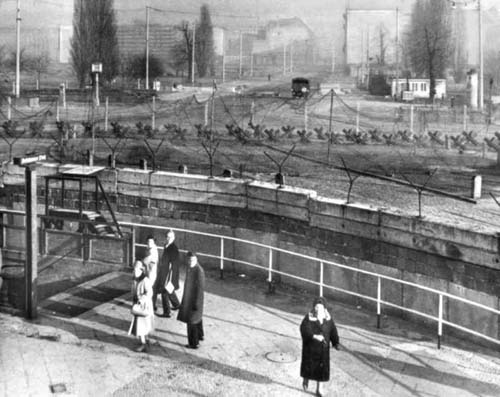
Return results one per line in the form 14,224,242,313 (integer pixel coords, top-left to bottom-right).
1,87,499,204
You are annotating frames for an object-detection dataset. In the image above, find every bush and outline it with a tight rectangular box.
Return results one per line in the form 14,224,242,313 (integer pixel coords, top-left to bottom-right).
369,74,391,96
124,54,165,82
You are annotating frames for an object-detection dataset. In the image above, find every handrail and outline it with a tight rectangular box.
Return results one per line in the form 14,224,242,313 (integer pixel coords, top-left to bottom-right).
121,221,500,316
122,220,500,348
2,209,499,347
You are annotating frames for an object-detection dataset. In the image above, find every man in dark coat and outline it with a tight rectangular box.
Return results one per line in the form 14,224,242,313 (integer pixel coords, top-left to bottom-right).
153,230,180,317
300,297,339,397
177,252,205,349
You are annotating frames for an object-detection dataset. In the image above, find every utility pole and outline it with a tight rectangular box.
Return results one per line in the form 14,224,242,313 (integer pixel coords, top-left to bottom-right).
327,89,334,162
283,44,286,75
145,6,150,90
192,21,196,85
221,29,226,83
478,0,484,110
15,0,21,98
395,7,400,98
239,30,243,78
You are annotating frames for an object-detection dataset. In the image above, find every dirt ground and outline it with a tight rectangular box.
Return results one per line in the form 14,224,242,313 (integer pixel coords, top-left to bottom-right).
3,76,500,234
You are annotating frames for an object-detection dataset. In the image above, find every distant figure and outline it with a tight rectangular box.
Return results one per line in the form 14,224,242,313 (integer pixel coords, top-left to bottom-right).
128,260,155,352
143,235,158,286
268,73,271,81
450,95,455,108
154,230,181,317
177,252,205,349
300,297,339,397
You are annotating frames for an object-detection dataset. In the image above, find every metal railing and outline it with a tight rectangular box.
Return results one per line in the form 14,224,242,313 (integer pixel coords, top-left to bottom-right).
1,208,499,348
121,221,500,349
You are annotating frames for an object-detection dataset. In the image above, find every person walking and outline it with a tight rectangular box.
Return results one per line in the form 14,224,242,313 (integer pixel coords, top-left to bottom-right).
143,235,158,295
177,252,205,349
300,297,339,397
154,229,181,317
128,260,155,353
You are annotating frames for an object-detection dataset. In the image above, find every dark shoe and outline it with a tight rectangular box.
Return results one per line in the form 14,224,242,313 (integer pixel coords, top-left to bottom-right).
199,336,204,341
185,344,199,349
163,313,171,318
302,379,308,392
171,306,180,311
135,344,147,353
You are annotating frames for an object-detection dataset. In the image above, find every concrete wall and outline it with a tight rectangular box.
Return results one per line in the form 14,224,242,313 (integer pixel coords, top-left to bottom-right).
2,162,500,341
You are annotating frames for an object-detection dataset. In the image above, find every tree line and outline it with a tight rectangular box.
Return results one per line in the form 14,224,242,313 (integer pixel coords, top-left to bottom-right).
70,0,214,88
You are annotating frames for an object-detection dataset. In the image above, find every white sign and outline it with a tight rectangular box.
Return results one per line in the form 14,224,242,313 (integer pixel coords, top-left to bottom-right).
91,63,102,73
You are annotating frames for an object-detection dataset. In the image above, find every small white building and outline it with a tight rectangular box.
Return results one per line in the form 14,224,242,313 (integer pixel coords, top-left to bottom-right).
391,78,447,100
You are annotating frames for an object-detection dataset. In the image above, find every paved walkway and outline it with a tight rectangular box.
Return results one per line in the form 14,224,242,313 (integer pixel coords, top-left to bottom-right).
1,269,500,397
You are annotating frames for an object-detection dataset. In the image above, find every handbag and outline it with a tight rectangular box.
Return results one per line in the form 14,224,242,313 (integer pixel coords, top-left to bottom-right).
164,264,175,294
165,280,175,294
131,301,148,317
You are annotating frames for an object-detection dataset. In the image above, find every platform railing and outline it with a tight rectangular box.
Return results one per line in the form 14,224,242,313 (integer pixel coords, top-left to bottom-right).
1,208,499,348
121,221,500,349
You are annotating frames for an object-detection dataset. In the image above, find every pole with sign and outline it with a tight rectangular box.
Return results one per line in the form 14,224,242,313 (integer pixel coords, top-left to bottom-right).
92,62,102,107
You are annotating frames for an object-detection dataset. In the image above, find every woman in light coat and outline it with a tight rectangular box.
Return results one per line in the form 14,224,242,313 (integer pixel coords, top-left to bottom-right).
128,260,155,352
300,297,339,397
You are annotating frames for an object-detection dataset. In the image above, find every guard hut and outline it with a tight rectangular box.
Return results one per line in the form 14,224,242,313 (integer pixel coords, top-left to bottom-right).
41,166,131,266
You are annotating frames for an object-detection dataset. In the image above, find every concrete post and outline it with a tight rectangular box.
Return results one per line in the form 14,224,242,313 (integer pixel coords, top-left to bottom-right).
410,105,414,133
472,175,482,199
356,102,360,134
25,166,38,319
152,96,156,130
104,97,109,132
7,96,11,120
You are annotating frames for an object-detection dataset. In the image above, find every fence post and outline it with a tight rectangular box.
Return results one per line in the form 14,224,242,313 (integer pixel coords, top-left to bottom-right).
104,97,109,132
204,101,209,126
268,248,274,293
377,276,381,329
438,294,443,349
152,96,156,130
304,100,308,132
7,96,11,120
319,261,324,297
130,226,136,266
356,102,360,134
56,102,60,122
410,105,414,133
220,237,224,279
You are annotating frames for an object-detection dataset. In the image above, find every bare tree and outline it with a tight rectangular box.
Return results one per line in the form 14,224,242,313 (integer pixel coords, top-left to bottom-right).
71,0,120,87
175,21,194,81
376,24,388,65
403,0,453,100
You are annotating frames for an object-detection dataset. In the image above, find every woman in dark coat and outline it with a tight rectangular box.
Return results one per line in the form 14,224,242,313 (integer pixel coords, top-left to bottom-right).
300,297,339,397
177,252,205,348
